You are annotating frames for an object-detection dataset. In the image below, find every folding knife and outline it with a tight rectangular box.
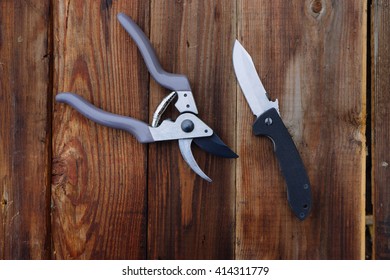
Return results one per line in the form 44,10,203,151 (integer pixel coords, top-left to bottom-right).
233,40,312,220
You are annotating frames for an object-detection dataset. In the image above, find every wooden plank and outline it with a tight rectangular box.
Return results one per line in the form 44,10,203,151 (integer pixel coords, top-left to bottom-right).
0,0,51,259
236,0,366,259
52,1,149,259
147,0,237,259
372,0,390,260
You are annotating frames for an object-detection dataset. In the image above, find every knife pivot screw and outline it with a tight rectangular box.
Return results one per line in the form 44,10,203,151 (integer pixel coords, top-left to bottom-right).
265,117,273,126
181,119,195,133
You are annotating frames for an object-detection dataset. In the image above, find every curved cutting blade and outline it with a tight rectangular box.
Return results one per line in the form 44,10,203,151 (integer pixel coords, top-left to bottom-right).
193,134,238,158
178,139,212,182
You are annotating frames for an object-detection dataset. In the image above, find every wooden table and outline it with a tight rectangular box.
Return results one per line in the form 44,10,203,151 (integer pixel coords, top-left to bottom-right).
0,0,388,259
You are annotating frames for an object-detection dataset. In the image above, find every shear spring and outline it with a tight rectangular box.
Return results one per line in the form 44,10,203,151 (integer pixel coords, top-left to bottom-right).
151,91,177,127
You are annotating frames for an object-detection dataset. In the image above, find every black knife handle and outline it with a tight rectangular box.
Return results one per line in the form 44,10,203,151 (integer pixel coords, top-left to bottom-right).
253,108,312,220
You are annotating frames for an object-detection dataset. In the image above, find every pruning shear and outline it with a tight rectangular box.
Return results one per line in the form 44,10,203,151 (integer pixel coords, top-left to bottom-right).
56,13,237,182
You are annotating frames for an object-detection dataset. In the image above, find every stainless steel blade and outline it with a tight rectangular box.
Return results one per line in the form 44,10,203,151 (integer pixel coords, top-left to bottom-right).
178,139,212,182
233,40,279,117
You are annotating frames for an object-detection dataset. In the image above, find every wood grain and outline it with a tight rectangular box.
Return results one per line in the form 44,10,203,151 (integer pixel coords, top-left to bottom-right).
0,0,376,260
147,0,237,259
0,0,51,259
52,0,149,259
236,0,366,259
372,0,390,260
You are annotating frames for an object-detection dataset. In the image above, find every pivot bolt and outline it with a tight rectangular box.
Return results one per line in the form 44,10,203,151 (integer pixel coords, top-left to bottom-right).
265,117,273,126
181,119,194,133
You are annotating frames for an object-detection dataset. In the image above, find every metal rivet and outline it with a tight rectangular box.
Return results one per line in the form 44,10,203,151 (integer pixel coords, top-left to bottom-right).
303,184,309,189
265,117,273,125
181,119,194,133
300,212,305,218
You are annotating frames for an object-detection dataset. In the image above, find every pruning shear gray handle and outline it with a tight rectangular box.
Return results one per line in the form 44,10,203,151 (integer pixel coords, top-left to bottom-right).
56,93,153,143
117,13,191,91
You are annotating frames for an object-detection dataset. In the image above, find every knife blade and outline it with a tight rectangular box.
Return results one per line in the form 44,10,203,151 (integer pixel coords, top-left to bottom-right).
232,40,279,117
233,40,312,220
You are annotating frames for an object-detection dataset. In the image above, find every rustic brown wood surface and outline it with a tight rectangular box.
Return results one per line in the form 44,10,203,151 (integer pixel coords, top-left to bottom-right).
147,0,237,259
0,1,51,259
236,0,366,259
372,0,390,259
52,1,149,259
0,0,385,260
